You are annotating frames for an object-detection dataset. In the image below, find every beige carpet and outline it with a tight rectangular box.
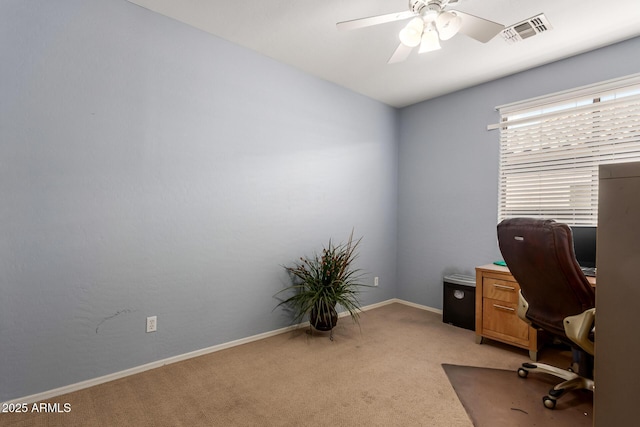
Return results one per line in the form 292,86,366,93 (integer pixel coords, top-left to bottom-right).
1,303,583,426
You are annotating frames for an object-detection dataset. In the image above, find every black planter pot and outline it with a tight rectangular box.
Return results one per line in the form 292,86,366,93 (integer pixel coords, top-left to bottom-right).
310,305,338,331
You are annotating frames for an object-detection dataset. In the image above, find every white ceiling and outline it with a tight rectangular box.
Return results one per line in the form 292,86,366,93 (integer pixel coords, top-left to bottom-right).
128,0,640,108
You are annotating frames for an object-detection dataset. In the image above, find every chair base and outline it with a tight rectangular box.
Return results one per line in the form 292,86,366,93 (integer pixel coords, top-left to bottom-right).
517,362,594,409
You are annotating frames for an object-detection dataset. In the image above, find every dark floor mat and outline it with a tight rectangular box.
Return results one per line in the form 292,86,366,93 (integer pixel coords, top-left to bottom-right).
442,364,593,427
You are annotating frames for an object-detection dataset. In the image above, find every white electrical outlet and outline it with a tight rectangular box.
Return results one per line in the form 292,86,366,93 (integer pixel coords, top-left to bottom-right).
146,316,157,333
374,277,379,287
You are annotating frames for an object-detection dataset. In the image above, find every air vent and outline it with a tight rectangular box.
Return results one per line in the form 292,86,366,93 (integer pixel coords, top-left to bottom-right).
501,14,552,44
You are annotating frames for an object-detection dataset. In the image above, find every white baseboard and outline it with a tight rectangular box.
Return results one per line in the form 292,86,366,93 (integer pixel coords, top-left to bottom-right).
3,298,440,405
391,298,443,315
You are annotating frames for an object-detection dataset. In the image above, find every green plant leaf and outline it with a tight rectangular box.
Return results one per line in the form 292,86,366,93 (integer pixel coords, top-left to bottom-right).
275,230,371,328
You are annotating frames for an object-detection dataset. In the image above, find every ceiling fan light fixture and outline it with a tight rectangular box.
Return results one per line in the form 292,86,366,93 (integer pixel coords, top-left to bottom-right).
419,25,441,53
336,0,507,64
436,11,462,40
399,17,424,47
422,9,439,23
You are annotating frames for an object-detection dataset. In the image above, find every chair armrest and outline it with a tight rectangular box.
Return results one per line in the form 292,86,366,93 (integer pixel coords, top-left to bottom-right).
517,290,531,325
564,308,595,356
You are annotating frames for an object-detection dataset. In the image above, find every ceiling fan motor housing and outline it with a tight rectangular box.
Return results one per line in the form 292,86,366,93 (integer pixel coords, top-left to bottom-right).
410,0,458,14
411,0,459,22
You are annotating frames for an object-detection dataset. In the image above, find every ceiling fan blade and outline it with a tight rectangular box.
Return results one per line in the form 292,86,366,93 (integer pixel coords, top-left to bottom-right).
453,10,504,43
388,43,413,64
337,10,416,31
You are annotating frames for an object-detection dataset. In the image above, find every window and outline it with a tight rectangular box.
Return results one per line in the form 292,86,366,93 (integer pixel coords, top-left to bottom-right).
489,74,640,225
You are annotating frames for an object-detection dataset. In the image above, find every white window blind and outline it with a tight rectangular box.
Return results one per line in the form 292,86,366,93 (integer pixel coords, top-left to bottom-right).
491,74,640,225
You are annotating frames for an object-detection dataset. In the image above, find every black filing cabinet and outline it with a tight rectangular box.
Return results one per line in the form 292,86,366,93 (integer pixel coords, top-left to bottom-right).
443,274,476,331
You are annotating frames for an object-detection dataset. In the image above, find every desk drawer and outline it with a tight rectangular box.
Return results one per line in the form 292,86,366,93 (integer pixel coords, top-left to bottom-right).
482,277,519,303
482,298,529,341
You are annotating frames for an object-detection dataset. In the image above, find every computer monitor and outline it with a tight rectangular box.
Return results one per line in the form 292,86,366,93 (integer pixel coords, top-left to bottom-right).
570,226,597,268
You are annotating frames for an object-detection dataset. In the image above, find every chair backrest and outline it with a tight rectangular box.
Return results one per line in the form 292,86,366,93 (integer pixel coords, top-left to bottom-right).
497,218,596,337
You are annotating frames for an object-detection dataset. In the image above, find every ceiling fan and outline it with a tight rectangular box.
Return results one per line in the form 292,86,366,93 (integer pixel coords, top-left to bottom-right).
336,0,505,64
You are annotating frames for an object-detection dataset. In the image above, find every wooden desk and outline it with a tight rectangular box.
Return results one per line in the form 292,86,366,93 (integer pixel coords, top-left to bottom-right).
474,264,595,361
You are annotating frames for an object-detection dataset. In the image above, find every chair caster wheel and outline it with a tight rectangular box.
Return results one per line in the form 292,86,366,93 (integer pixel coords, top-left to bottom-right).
517,368,529,378
543,396,557,409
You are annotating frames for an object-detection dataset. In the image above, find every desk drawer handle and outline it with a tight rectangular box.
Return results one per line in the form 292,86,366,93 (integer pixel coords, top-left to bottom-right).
493,284,515,291
493,304,515,312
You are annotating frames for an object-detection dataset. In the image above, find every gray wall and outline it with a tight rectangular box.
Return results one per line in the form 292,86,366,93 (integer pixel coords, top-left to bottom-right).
397,36,640,307
0,0,398,401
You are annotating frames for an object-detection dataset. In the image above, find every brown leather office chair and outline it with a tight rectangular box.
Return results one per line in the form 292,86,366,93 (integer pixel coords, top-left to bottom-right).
497,218,595,409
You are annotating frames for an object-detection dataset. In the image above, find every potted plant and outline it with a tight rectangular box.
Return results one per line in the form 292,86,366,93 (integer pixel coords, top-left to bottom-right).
276,231,369,339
